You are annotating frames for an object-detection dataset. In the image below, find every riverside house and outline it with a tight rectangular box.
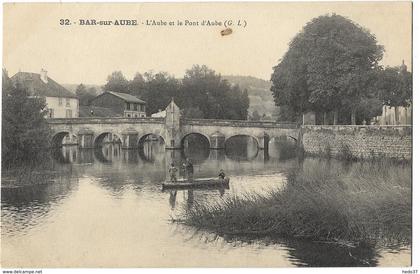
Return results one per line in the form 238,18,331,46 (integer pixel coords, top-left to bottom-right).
11,69,79,118
90,91,146,118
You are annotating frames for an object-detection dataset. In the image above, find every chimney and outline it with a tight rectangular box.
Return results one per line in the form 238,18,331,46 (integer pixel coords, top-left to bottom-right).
40,69,48,83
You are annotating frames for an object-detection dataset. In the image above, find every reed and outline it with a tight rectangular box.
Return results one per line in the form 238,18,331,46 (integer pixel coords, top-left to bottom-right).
183,159,411,247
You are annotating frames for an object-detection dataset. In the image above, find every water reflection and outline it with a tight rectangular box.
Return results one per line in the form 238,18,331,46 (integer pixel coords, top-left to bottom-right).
1,142,411,267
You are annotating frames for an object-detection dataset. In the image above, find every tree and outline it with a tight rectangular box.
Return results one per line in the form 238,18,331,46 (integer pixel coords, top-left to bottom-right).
180,65,249,120
75,84,97,106
103,71,130,93
128,72,146,97
250,110,261,121
2,81,51,168
141,71,179,116
271,14,384,125
376,64,412,124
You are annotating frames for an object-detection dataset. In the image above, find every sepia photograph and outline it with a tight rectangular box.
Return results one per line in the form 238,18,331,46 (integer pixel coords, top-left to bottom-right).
1,1,415,270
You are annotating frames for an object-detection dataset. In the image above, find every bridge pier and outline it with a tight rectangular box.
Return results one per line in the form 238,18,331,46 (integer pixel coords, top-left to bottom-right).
78,131,94,148
258,133,270,160
122,131,139,149
210,132,225,149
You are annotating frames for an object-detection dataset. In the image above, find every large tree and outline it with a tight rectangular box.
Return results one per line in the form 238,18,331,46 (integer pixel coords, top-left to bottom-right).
271,14,384,125
141,71,179,116
103,71,130,93
179,65,249,120
2,79,51,167
128,72,146,97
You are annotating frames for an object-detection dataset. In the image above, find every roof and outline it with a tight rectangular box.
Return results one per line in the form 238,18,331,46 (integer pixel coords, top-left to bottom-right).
79,106,121,117
10,72,77,98
104,91,146,104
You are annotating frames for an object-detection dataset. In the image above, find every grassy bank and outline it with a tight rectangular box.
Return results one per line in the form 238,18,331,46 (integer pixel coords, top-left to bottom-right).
1,160,73,188
183,159,411,247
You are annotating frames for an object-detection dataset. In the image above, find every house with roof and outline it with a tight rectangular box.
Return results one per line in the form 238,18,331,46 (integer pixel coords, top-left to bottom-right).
90,91,146,118
11,69,79,118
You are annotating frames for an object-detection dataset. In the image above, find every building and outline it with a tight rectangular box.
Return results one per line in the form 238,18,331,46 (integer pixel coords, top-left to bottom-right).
90,91,146,118
11,69,79,118
151,109,166,118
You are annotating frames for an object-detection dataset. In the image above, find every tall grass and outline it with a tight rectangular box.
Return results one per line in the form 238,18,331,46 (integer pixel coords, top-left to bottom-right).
183,159,411,247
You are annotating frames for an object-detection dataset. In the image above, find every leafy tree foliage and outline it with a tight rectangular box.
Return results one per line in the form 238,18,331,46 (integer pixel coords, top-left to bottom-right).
179,65,249,119
101,66,250,120
103,71,130,93
376,65,412,124
75,84,97,106
2,75,51,168
128,72,146,97
271,14,384,124
141,72,179,116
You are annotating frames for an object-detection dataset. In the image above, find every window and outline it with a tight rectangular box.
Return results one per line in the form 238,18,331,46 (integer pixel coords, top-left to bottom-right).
66,98,70,107
49,108,54,118
127,114,131,118
58,98,63,106
66,109,72,118
126,103,130,110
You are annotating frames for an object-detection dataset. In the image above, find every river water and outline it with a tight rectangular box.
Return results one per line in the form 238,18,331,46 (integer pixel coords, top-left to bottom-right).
1,141,411,267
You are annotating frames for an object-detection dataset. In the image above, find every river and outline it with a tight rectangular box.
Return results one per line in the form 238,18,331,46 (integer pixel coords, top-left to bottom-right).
1,140,411,267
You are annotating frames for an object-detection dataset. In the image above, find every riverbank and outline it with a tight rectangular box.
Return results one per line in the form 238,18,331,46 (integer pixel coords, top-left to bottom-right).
1,163,73,188
183,158,411,247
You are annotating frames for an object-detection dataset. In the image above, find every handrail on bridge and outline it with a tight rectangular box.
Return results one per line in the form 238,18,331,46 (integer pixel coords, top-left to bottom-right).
47,117,165,123
183,118,298,128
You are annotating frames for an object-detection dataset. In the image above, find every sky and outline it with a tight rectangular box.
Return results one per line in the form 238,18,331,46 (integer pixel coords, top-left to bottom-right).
3,2,412,85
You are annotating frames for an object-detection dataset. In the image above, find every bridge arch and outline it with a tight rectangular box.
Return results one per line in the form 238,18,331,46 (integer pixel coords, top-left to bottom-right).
224,134,260,160
138,133,166,148
138,133,166,162
268,135,297,160
181,132,211,149
94,132,123,148
51,131,70,148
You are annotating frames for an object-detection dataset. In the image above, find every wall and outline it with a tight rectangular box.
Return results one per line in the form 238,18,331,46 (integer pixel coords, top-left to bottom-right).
302,125,412,160
46,97,79,118
91,93,125,114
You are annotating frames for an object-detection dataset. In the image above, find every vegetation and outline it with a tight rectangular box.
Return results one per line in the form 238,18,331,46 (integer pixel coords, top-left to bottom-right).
271,14,386,125
222,75,276,120
102,65,250,119
183,159,411,247
75,83,97,106
2,70,52,168
376,65,412,124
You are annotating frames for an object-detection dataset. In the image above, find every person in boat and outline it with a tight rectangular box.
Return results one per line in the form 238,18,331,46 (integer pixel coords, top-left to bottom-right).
169,163,178,183
218,169,226,180
185,158,194,182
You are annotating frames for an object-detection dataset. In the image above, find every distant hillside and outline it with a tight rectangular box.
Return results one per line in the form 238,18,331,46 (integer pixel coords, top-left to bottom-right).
222,75,277,119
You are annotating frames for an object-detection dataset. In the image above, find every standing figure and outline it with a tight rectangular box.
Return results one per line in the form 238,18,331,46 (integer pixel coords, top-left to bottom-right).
218,169,226,179
186,158,194,183
169,162,178,183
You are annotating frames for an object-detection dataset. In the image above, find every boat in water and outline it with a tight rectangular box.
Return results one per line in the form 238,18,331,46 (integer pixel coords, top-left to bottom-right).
162,177,229,190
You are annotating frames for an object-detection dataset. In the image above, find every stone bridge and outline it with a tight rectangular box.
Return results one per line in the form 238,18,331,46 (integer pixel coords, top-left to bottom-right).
48,100,299,151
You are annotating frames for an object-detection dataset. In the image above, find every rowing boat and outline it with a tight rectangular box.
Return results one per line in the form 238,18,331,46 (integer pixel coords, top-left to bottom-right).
162,177,229,190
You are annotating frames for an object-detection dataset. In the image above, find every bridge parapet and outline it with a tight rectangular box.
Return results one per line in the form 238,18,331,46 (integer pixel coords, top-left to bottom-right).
47,117,165,125
183,119,297,129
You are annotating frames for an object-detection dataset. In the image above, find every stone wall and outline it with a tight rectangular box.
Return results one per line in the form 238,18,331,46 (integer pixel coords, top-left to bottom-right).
302,125,412,160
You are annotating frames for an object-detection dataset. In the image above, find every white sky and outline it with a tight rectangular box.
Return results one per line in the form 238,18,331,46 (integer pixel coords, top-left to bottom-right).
3,2,412,85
